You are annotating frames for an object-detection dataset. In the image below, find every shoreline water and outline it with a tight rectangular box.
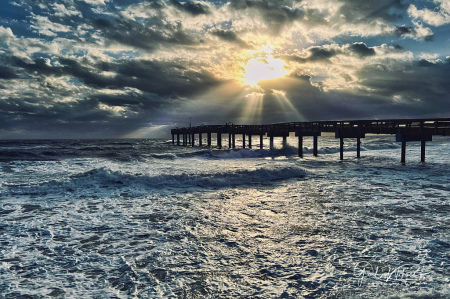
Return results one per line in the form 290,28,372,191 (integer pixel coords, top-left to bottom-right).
1,137,450,298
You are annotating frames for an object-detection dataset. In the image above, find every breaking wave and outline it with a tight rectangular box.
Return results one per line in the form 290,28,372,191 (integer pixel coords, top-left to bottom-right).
4,165,307,196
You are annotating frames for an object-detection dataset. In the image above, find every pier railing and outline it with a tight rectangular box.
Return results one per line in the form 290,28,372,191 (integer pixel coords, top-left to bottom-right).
170,118,450,163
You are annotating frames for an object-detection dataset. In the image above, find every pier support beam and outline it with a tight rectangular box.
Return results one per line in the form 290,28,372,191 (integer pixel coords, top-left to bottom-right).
228,133,232,149
340,137,344,160
270,136,274,150
298,136,303,158
260,135,263,149
177,134,180,146
232,134,236,149
357,138,361,158
313,135,318,157
217,133,222,149
242,134,246,148
172,134,174,145
199,133,202,147
282,136,287,149
183,134,186,146
207,132,211,147
248,135,252,149
401,141,406,164
421,141,426,162
396,132,431,164
188,133,191,145
192,133,195,147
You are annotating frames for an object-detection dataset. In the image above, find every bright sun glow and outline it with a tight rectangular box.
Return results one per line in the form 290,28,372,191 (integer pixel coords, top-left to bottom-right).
243,50,286,86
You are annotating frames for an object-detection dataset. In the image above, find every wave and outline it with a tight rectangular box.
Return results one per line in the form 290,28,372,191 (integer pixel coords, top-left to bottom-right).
213,141,403,158
4,165,307,195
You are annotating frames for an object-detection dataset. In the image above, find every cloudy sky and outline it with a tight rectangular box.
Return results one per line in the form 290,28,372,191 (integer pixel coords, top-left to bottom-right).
1,0,450,138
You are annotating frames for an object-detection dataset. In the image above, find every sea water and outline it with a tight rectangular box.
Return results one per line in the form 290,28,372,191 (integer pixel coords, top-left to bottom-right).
1,136,450,298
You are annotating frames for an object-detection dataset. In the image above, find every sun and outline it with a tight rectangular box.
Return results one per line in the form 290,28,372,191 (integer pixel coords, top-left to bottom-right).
243,50,286,86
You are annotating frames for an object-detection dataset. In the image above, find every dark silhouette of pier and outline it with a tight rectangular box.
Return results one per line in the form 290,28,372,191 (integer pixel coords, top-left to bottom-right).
170,118,450,163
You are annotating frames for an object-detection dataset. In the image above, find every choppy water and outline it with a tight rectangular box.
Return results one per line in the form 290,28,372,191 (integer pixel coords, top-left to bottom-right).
1,136,450,298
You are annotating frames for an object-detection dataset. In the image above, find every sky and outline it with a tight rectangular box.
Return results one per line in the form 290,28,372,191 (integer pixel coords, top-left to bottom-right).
1,0,450,138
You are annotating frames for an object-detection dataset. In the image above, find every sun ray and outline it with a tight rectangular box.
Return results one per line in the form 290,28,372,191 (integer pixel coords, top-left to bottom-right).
273,90,305,121
241,92,264,124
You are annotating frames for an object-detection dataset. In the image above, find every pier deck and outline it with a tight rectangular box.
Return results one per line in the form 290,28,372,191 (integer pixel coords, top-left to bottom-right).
170,118,450,163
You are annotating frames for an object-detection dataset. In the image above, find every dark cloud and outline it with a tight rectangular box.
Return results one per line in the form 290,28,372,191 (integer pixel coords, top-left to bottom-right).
10,57,61,76
210,29,248,47
228,0,326,33
263,7,305,26
338,0,407,23
424,35,434,42
394,26,434,41
278,43,377,63
308,47,337,61
278,47,339,63
0,66,18,79
91,16,198,51
10,55,222,99
416,59,435,67
59,58,221,98
394,26,415,37
349,43,376,57
211,29,239,42
0,96,136,138
169,0,210,15
354,61,450,114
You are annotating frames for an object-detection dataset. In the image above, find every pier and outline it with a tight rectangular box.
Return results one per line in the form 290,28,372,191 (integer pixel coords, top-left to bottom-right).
170,118,450,163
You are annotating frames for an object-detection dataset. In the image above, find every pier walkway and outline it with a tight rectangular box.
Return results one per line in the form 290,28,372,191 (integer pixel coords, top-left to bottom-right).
170,118,450,163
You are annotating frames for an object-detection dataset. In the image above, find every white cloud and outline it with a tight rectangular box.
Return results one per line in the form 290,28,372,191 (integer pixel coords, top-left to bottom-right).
420,52,440,60
0,26,15,42
80,0,111,5
408,2,450,26
51,3,82,17
30,16,73,37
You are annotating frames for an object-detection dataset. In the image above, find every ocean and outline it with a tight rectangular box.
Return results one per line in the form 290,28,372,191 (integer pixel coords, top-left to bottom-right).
1,136,450,298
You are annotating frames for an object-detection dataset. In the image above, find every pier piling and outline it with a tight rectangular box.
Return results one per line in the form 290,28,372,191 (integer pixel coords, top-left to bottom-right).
228,133,232,148
270,136,274,150
217,133,222,149
243,134,246,148
199,133,202,146
177,133,180,146
313,136,318,157
298,136,303,158
260,135,263,149
232,134,236,149
357,137,361,158
192,133,195,147
401,141,406,164
249,135,252,148
207,132,211,147
421,141,426,162
339,137,344,160
282,136,287,149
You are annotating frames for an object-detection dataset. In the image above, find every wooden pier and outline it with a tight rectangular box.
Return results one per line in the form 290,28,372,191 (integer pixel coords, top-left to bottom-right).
170,118,450,163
